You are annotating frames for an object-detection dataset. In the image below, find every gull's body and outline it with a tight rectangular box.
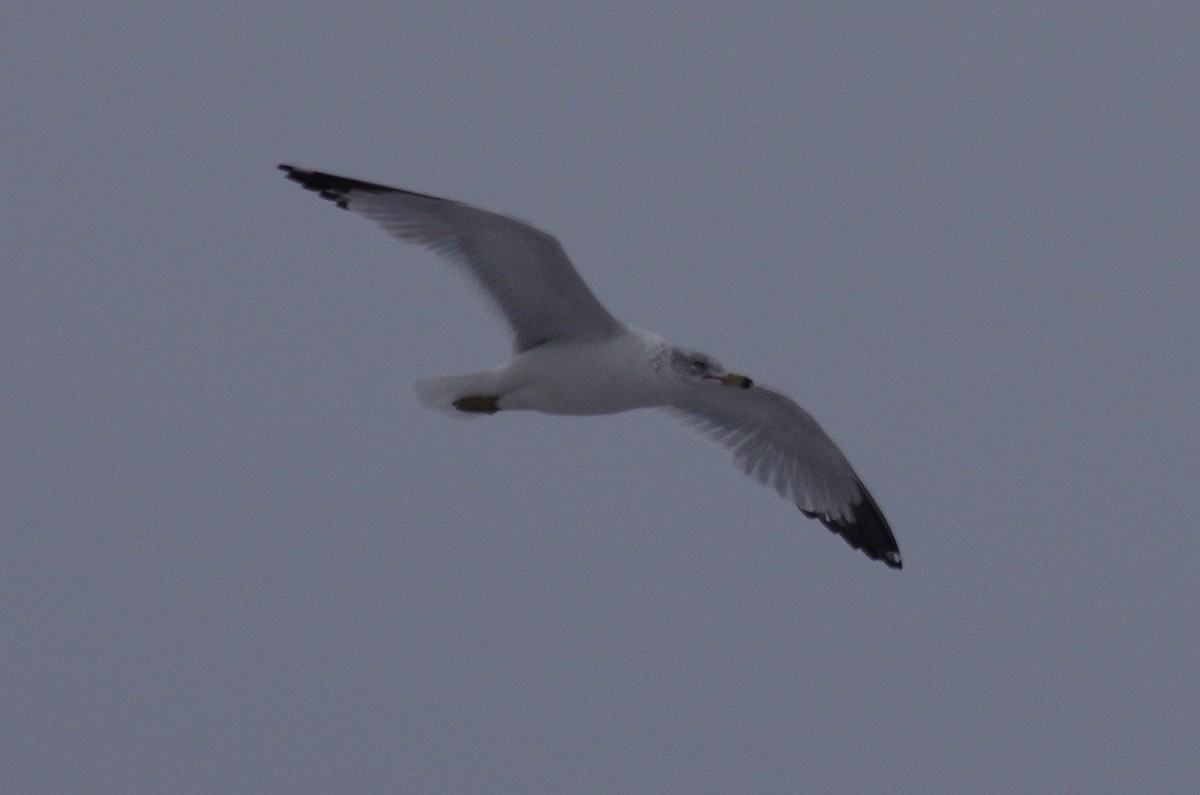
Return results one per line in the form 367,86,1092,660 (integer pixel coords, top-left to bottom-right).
421,331,682,415
279,165,902,569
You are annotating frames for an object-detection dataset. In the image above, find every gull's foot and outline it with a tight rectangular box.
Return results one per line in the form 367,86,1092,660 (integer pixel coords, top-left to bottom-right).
452,394,501,414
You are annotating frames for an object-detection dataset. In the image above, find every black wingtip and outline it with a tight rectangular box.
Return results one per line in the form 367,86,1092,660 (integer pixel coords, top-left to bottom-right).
805,479,902,570
277,164,400,210
277,164,453,211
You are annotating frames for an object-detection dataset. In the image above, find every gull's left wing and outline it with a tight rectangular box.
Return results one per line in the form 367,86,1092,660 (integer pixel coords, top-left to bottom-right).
672,383,902,568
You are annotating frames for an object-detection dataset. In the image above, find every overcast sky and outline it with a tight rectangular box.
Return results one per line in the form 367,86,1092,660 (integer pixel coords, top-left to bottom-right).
4,4,1198,792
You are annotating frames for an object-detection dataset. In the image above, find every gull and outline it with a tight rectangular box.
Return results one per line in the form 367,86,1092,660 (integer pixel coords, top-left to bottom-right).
279,165,902,569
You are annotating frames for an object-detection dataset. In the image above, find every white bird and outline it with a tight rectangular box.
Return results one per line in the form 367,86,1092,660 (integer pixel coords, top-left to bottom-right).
279,165,902,569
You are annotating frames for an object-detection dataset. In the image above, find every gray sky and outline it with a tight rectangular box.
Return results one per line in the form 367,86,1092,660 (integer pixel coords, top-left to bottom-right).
5,4,1198,792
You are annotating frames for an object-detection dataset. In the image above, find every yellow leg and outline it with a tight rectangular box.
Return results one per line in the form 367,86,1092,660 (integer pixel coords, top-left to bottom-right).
452,395,500,414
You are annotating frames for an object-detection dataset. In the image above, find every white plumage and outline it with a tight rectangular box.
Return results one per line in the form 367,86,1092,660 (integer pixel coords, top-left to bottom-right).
280,164,901,568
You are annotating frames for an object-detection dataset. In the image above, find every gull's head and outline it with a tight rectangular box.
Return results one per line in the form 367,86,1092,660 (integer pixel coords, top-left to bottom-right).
669,348,754,389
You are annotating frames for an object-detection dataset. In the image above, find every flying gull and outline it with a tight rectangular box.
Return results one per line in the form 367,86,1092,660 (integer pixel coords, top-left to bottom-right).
279,165,902,568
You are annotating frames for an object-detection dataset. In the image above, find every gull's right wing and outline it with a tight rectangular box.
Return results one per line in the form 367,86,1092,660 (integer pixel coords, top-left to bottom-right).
279,165,626,353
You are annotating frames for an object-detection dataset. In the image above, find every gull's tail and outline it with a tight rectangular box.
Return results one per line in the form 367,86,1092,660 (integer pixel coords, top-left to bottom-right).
412,372,496,418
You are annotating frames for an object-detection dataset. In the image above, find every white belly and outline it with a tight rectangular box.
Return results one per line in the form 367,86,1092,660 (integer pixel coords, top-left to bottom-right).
496,335,675,415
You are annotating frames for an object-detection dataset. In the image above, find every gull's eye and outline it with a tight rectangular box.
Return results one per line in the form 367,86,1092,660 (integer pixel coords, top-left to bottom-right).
690,359,708,372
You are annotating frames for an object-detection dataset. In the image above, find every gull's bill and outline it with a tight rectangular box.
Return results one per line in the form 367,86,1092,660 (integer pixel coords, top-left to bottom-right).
279,164,902,569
